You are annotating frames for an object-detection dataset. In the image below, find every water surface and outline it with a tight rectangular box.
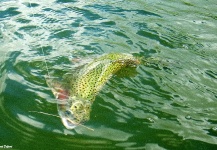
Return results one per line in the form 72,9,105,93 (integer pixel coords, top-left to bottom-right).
0,0,217,149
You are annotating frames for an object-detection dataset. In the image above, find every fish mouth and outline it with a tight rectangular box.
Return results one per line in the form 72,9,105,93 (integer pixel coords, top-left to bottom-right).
61,117,77,129
57,100,78,129
59,109,78,129
57,99,91,129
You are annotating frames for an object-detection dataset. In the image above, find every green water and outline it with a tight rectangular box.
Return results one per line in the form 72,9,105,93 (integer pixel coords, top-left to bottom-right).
0,0,217,149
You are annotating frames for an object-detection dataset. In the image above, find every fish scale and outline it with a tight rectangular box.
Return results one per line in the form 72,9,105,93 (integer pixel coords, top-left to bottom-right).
70,53,140,101
47,53,141,129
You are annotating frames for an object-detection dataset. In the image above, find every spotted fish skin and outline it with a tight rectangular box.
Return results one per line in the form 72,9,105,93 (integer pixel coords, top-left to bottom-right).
65,53,140,125
47,53,140,129
70,53,140,101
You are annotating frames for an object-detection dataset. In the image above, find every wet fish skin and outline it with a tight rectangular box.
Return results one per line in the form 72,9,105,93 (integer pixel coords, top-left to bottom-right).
47,53,140,129
66,53,140,127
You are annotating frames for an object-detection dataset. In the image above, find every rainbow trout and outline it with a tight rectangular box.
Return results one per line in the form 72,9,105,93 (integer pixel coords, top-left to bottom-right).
46,53,140,129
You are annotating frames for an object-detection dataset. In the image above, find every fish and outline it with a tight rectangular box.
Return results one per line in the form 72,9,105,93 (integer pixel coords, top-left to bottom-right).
46,53,141,129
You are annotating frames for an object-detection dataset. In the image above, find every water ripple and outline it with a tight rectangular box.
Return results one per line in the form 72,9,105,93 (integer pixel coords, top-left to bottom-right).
1,0,217,149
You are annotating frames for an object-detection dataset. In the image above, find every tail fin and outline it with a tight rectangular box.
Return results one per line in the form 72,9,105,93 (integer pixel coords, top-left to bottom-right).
136,56,170,70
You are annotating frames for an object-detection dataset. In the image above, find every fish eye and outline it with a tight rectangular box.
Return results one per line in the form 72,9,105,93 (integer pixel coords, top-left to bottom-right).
65,110,71,116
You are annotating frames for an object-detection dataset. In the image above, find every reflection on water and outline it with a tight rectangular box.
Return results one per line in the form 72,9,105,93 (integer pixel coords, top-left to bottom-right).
0,0,217,149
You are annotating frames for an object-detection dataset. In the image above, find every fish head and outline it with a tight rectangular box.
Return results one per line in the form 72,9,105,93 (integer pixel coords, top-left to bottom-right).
70,100,91,123
57,98,91,129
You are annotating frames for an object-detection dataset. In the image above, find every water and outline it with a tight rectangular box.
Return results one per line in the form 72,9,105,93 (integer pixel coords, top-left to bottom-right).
0,0,217,149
